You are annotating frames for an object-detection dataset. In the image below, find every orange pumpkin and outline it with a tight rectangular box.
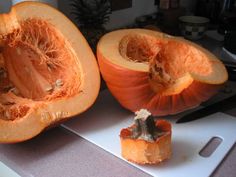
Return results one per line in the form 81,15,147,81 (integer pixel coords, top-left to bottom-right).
97,29,228,116
0,2,100,143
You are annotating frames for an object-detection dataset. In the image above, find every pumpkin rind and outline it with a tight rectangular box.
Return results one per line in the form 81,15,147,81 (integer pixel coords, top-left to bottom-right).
97,29,227,116
0,2,100,143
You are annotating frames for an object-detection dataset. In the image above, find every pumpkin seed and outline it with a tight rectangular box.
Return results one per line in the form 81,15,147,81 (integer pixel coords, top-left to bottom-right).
47,65,52,72
4,111,11,119
9,87,20,95
55,79,63,87
47,63,56,72
45,86,53,92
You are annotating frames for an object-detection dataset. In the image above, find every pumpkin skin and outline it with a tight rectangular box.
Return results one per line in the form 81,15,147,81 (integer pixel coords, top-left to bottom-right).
97,29,228,116
0,2,100,143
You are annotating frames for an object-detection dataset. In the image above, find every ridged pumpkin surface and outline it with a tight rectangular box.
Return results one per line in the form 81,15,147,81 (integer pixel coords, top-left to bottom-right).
97,29,228,116
0,2,100,143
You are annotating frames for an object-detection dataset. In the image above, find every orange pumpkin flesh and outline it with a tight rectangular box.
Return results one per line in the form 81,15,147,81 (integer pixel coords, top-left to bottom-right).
97,29,228,116
0,2,100,143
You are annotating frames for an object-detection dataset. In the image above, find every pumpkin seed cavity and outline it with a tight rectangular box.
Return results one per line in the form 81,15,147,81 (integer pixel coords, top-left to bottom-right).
0,18,81,121
119,34,213,90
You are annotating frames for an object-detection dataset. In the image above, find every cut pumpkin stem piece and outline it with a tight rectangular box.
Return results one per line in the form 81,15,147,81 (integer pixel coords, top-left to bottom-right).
132,109,158,141
120,109,172,164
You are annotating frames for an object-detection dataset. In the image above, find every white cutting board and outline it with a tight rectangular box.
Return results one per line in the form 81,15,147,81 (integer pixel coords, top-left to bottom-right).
0,162,21,177
63,90,236,177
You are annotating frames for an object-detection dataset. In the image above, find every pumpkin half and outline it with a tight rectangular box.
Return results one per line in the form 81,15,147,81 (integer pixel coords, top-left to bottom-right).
0,2,100,143
97,29,228,116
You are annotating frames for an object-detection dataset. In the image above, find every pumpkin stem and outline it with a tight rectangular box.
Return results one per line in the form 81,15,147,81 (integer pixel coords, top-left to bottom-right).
132,109,158,142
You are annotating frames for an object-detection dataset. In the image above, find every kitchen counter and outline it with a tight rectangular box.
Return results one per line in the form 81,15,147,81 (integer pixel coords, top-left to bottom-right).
1,34,236,177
